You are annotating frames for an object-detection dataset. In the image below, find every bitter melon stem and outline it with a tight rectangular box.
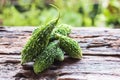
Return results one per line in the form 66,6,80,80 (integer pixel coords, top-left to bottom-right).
50,4,60,24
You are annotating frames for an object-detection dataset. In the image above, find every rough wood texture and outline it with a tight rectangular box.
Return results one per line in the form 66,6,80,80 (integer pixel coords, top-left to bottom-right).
0,27,120,80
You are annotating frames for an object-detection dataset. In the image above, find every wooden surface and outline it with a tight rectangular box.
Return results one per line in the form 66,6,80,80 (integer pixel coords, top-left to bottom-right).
0,27,120,80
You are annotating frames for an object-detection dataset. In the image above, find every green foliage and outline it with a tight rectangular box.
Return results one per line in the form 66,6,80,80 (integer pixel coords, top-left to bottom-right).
103,0,120,27
2,5,41,26
60,10,82,27
0,0,120,27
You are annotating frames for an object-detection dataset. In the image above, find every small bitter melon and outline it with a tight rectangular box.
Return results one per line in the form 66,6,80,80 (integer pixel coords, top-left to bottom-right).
33,24,71,41
56,34,82,59
55,47,64,61
21,15,60,64
33,41,64,74
50,24,71,41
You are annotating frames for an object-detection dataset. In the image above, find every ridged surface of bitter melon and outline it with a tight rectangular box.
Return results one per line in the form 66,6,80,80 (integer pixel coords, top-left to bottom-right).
33,41,63,74
21,17,59,64
56,34,82,59
50,24,71,41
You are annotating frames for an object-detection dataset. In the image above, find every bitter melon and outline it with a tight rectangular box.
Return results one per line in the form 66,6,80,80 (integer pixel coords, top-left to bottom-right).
55,47,64,61
33,41,64,74
33,24,71,41
21,15,60,64
31,25,43,35
50,24,71,41
56,34,82,59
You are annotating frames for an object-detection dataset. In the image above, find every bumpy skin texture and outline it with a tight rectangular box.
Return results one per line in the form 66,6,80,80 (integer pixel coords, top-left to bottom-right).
33,24,71,41
31,26,43,35
33,42,63,74
21,17,59,64
50,24,71,41
56,34,82,59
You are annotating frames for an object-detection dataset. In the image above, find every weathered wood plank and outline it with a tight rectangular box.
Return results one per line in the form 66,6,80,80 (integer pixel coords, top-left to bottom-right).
0,27,120,55
15,56,120,80
1,55,120,80
0,55,20,63
0,27,120,80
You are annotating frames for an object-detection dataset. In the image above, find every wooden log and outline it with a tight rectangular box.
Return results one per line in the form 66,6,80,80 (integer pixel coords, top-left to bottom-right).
14,56,120,80
0,27,120,80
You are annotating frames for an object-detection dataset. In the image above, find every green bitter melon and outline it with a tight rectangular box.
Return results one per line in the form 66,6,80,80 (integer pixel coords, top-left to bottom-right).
33,24,71,41
50,24,71,41
56,47,64,61
21,15,60,64
33,41,64,74
56,33,82,59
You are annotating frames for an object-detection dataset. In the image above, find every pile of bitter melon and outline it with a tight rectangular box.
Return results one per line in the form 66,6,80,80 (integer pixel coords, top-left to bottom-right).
21,8,82,74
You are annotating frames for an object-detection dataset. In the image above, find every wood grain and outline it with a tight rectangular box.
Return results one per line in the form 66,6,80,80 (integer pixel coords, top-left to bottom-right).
0,27,120,80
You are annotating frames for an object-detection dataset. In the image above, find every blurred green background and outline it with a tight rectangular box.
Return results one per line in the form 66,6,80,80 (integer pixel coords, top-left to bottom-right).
0,0,120,28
